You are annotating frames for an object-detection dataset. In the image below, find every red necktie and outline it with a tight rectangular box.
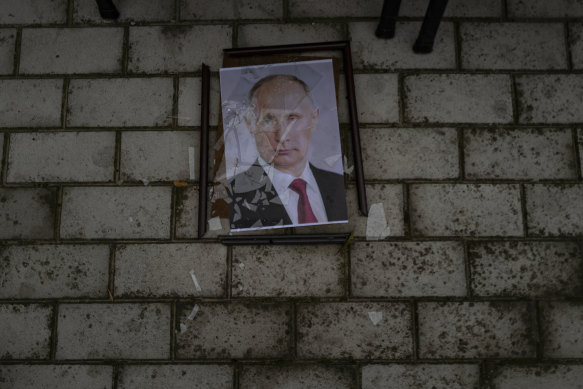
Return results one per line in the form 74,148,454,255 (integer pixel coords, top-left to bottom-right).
289,178,318,224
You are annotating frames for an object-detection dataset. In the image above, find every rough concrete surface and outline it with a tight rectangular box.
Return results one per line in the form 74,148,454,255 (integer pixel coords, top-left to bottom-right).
1,1,583,387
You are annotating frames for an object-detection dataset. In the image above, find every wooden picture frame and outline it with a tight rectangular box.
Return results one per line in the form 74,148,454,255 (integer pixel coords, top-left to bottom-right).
198,41,367,245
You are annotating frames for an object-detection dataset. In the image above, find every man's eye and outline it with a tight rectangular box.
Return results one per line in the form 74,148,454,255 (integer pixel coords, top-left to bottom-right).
288,115,299,122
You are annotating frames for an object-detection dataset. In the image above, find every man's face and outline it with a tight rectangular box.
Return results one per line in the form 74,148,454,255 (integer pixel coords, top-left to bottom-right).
245,78,319,177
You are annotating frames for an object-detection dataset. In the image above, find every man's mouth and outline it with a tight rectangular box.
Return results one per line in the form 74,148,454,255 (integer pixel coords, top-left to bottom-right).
275,148,293,155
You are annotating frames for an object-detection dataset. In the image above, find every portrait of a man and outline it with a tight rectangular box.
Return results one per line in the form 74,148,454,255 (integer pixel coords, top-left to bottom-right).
219,60,348,231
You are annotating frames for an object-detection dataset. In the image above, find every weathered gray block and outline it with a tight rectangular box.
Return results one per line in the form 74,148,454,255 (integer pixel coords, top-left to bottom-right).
571,24,583,69
238,23,343,46
351,242,466,297
181,0,282,19
60,186,172,239
362,128,458,179
410,184,523,236
0,188,56,239
120,131,199,182
232,245,344,297
20,28,123,74
240,365,355,389
7,132,116,182
0,0,67,24
400,0,501,17
362,364,480,389
508,0,583,17
418,302,536,358
0,304,52,359
67,78,173,127
0,29,15,74
175,186,199,239
461,23,567,70
295,183,405,237
525,184,583,236
0,365,113,389
114,244,227,297
178,77,220,127
297,302,413,359
73,0,175,24
541,302,583,358
117,365,233,389
0,79,62,127
404,75,513,123
579,129,583,177
464,128,577,179
469,241,583,297
56,303,170,359
175,303,291,359
0,245,109,298
128,26,231,73
289,0,379,17
350,22,455,70
516,75,583,123
354,74,399,123
487,365,583,389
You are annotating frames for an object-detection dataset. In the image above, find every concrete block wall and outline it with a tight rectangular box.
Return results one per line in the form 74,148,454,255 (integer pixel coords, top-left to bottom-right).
1,0,582,387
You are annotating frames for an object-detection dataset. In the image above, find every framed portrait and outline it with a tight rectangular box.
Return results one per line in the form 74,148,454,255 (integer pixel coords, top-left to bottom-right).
197,41,367,245
218,59,348,232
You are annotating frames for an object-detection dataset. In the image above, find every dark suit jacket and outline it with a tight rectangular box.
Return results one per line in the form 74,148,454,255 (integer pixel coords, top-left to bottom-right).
227,161,348,230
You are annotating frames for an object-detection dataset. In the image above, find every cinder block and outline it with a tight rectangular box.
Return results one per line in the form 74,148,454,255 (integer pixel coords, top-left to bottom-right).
0,188,56,239
351,241,466,297
486,365,583,389
362,364,480,389
469,241,583,297
362,128,458,179
404,74,513,124
114,244,227,298
410,184,523,236
240,365,355,389
508,0,583,17
350,22,455,70
570,24,583,69
0,29,15,74
178,77,220,127
516,75,583,123
60,187,172,239
464,128,577,179
541,302,583,358
0,0,67,24
7,132,116,182
295,183,405,237
289,0,379,17
56,303,170,359
175,302,291,359
354,74,399,123
120,131,199,182
181,0,282,19
297,302,413,359
117,365,232,389
400,0,501,17
73,0,175,24
128,26,231,73
67,78,173,127
20,28,123,74
232,245,344,297
0,365,113,389
238,23,343,46
525,184,583,236
461,23,566,70
0,245,109,298
418,302,536,358
175,186,199,239
0,304,52,359
0,79,62,127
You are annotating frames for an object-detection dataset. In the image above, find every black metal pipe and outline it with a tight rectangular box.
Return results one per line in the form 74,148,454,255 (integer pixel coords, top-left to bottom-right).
375,0,402,39
413,0,449,53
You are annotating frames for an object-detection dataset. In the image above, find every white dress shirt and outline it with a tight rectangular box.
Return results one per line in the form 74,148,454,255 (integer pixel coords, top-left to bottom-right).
258,157,328,225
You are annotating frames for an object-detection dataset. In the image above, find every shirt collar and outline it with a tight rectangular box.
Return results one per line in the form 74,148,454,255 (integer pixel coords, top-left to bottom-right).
257,157,318,196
